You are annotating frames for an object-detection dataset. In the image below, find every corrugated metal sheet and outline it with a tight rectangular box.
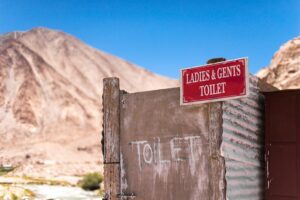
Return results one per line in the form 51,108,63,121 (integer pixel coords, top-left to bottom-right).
222,75,265,200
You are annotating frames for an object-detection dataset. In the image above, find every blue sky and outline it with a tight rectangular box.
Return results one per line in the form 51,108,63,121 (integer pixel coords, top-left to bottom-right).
0,0,299,79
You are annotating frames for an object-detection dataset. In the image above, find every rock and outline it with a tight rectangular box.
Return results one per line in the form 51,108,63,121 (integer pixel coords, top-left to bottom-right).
257,36,300,89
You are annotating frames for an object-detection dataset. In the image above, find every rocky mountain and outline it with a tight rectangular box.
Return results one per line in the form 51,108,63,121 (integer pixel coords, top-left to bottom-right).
0,28,177,179
257,36,300,89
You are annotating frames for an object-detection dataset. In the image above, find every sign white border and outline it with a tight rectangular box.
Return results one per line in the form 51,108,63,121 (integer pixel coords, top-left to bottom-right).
180,57,249,106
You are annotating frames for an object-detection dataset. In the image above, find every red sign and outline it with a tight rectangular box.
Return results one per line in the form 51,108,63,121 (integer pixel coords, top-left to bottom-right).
180,58,249,105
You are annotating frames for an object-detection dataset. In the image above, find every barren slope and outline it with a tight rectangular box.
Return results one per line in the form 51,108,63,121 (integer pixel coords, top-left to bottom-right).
0,28,178,178
257,36,300,89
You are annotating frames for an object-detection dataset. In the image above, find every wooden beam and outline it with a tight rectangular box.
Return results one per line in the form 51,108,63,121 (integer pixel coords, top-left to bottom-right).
103,77,120,200
207,58,226,200
208,103,226,200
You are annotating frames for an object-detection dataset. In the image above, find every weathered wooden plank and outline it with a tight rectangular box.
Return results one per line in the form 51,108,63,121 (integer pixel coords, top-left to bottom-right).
120,88,211,200
208,102,226,200
204,58,226,200
104,164,121,200
103,77,120,200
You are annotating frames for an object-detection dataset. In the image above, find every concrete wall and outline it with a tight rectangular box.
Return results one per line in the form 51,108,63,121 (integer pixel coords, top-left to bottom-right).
119,88,225,200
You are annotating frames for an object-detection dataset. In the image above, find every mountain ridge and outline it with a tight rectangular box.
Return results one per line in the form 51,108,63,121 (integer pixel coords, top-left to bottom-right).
0,27,178,178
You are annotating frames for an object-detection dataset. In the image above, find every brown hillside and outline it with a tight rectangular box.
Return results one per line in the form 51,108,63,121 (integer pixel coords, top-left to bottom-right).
0,28,178,178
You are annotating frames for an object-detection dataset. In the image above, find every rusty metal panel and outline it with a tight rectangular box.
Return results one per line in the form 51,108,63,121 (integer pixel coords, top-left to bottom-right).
120,88,223,200
222,76,265,200
264,90,300,200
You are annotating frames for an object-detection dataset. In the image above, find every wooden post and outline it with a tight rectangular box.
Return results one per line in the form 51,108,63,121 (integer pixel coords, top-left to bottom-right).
103,77,120,200
207,58,226,200
206,57,226,64
208,103,226,200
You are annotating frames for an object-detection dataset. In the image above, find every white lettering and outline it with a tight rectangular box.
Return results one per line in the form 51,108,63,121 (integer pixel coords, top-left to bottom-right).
170,138,184,161
186,70,210,84
217,65,241,79
130,141,147,170
130,136,203,170
199,82,226,96
143,143,153,164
